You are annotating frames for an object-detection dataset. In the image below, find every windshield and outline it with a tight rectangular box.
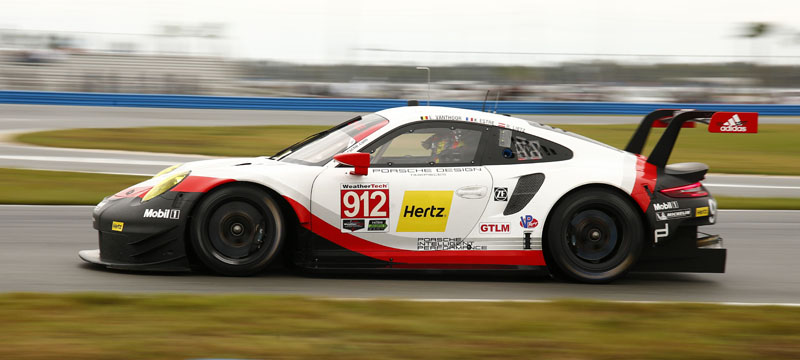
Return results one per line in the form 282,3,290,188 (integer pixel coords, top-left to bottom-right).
278,113,389,166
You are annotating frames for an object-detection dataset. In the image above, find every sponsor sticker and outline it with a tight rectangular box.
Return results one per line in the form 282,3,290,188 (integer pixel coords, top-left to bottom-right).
340,183,389,219
520,215,538,229
417,237,486,251
493,187,508,201
653,201,679,211
708,112,758,133
655,208,692,221
368,219,388,232
111,221,124,232
396,191,453,232
340,183,389,232
479,223,511,234
342,219,365,232
696,206,710,217
143,208,181,219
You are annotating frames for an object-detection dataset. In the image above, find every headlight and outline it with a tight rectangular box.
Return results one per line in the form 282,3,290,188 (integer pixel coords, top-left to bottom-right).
142,171,190,202
153,164,182,178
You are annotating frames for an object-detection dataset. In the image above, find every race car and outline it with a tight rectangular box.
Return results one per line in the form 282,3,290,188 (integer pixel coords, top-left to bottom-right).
79,105,758,283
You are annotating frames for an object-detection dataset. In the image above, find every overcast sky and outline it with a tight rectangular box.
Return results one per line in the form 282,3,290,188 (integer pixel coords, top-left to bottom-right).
2,0,799,65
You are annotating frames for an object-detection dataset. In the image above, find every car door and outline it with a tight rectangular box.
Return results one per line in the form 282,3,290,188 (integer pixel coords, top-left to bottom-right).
309,121,493,263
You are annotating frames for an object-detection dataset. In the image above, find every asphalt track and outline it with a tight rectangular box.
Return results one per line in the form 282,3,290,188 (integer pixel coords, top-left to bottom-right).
1,104,799,197
1,205,798,303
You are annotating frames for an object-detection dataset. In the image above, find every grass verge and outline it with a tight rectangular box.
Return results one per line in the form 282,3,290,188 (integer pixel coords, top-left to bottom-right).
15,125,329,157
1,168,799,209
0,168,147,205
1,293,798,360
14,123,800,175
716,197,800,210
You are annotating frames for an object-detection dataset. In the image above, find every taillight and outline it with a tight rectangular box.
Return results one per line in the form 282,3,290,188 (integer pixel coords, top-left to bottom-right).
660,182,708,198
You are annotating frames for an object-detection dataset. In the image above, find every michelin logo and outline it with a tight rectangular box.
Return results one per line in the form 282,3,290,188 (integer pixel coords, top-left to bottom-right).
143,208,181,219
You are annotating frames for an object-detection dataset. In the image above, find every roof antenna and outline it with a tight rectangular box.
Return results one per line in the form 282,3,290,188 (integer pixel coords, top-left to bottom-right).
493,90,501,113
415,66,431,106
481,90,490,112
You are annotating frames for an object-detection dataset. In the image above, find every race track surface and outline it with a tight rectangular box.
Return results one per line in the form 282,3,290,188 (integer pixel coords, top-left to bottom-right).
2,205,798,304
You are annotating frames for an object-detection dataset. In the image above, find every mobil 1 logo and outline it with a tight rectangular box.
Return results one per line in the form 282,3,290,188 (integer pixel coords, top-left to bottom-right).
493,187,508,201
143,208,180,219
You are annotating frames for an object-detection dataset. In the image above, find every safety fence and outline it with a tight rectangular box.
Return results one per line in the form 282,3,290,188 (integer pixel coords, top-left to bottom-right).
2,90,800,116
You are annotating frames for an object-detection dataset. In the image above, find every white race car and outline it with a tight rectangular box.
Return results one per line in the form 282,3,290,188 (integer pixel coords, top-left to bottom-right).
80,106,757,282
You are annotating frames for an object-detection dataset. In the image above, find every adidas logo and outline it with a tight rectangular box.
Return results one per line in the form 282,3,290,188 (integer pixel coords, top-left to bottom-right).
719,114,747,132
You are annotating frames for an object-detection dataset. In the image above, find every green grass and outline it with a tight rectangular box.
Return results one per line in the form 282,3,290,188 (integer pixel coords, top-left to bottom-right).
0,293,798,360
715,197,800,210
15,123,800,175
15,125,329,157
553,124,800,176
0,168,147,205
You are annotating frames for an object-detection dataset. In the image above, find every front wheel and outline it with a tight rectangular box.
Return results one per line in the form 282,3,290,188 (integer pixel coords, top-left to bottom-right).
190,185,285,276
545,188,643,283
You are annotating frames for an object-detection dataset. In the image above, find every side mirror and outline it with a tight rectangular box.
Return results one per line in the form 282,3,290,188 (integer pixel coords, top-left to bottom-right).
333,152,370,176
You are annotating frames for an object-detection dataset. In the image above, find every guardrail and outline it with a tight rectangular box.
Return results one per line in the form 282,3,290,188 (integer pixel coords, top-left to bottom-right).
2,90,800,116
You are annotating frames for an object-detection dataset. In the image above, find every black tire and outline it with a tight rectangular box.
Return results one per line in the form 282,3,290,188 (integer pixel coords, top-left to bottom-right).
545,188,643,283
190,185,285,276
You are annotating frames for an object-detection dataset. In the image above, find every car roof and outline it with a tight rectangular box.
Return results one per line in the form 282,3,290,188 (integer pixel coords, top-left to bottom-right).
373,105,622,153
375,106,531,132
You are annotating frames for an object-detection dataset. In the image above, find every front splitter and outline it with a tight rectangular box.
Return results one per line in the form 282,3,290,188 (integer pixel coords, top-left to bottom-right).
78,249,190,272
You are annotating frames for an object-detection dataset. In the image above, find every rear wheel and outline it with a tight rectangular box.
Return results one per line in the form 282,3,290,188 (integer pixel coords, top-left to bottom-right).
190,185,285,276
546,188,643,283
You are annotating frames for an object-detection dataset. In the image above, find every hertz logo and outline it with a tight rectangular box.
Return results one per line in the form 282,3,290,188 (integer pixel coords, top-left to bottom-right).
396,191,453,232
403,205,445,218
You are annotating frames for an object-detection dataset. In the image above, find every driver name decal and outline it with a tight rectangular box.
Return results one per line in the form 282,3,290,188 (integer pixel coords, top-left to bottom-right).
340,183,389,233
397,191,453,232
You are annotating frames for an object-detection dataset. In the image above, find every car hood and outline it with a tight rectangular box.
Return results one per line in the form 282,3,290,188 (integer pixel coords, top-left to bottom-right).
173,156,281,173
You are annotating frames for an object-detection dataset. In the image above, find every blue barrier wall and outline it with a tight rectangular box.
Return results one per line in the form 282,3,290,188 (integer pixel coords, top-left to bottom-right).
2,90,800,116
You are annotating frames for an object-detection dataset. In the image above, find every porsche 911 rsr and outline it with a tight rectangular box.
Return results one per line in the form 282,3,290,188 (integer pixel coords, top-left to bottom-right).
79,106,758,283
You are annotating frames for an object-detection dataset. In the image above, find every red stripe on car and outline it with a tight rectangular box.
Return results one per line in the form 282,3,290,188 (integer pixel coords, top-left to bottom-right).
631,155,657,212
279,198,546,266
283,196,311,229
110,186,152,199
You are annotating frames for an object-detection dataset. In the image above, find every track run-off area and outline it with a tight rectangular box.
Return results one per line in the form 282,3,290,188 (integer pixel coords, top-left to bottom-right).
0,205,798,304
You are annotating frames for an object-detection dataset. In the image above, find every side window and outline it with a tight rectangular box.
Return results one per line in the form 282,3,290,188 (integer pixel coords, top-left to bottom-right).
482,128,573,165
363,122,484,167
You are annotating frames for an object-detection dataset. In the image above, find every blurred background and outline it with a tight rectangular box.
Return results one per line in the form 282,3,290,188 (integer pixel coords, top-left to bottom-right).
1,0,799,103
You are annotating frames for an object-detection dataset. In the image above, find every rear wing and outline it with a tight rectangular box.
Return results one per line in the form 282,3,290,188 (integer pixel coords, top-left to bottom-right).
625,109,758,168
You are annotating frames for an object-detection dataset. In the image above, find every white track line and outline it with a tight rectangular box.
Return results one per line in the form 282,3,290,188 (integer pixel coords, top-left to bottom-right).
17,167,152,176
0,155,175,166
328,297,800,307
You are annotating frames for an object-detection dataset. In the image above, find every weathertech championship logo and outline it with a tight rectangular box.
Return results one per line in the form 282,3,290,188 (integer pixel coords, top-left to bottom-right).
719,114,748,132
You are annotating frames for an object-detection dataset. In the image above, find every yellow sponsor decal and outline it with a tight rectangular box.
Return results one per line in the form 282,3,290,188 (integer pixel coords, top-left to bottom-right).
396,191,453,232
696,206,709,217
111,221,124,232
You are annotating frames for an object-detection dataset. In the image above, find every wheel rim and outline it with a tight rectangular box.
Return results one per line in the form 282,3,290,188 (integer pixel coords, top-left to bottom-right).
566,209,621,264
206,200,275,265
